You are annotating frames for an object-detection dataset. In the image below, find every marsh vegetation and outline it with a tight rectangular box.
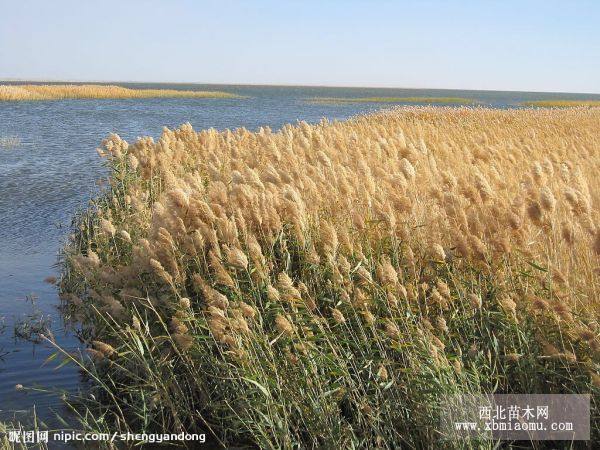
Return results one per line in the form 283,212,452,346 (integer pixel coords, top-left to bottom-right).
59,107,599,448
308,96,477,104
0,84,239,101
523,100,600,107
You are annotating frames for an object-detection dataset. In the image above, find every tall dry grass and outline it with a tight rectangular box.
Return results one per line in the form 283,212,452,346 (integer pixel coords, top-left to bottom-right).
0,84,238,101
60,107,600,448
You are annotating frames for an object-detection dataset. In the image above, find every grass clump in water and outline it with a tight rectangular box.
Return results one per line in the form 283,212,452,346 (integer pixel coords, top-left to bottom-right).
308,96,477,104
0,84,240,101
58,107,600,448
0,136,21,148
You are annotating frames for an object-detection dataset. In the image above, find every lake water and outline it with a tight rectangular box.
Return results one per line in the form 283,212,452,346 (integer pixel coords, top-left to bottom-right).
1,83,599,431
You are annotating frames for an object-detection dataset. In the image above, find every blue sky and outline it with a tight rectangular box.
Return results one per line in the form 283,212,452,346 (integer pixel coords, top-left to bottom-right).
1,0,598,93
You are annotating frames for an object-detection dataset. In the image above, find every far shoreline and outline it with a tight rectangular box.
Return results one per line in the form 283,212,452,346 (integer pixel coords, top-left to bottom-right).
2,79,600,96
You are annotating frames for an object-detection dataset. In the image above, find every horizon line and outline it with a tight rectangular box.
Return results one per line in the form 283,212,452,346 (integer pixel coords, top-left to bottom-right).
1,77,599,96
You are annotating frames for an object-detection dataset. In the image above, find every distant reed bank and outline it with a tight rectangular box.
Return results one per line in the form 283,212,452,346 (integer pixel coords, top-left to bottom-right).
308,96,477,104
0,84,239,101
523,100,600,107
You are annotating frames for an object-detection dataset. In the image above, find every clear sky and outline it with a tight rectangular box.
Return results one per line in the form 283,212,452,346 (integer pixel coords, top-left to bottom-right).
1,0,599,93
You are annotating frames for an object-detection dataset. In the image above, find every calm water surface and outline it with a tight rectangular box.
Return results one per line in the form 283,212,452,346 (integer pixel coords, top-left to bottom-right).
1,84,599,430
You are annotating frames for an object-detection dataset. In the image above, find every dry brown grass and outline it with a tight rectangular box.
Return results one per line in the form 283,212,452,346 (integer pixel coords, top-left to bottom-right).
60,106,600,448
0,84,239,101
82,106,598,315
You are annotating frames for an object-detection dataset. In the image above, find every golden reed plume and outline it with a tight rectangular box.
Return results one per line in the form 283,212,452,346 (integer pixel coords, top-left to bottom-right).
61,106,600,447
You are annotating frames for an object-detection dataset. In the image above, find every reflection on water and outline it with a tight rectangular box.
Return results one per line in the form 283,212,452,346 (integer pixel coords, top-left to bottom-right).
1,83,599,428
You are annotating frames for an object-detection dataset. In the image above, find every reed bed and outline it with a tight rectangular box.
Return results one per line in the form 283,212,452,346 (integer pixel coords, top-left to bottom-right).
0,84,239,101
523,100,600,107
60,107,600,448
308,96,476,104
